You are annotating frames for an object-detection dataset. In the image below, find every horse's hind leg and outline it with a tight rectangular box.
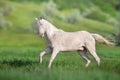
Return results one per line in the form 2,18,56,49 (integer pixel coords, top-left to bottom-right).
86,43,100,66
39,48,52,64
78,50,91,67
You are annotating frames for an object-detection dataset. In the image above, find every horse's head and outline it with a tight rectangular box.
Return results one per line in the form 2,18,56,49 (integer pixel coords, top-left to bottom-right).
35,17,46,38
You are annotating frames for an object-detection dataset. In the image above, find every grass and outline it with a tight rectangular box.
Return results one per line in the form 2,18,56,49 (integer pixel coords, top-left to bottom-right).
0,33,120,80
7,1,41,28
0,31,45,47
0,45,120,80
0,32,119,80
0,31,120,80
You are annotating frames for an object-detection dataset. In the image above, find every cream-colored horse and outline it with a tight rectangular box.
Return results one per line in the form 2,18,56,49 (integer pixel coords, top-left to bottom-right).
35,18,113,69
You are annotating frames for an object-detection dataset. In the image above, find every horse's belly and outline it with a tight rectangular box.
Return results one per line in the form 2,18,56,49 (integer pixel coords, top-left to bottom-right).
60,47,84,52
60,43,84,51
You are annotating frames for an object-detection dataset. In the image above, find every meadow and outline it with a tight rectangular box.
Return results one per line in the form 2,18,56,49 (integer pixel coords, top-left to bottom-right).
0,29,120,80
0,34,120,80
0,0,120,80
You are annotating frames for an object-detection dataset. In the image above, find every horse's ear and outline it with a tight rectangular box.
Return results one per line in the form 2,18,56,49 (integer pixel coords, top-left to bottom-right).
40,17,43,19
39,16,44,20
35,17,44,21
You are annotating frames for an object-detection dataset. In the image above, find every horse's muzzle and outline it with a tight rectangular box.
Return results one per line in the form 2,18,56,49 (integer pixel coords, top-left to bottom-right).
40,33,44,38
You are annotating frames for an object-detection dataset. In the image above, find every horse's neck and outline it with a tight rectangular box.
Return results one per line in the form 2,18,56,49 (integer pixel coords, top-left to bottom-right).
45,22,59,38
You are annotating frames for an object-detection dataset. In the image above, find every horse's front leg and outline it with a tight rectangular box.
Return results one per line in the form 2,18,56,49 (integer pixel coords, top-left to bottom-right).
39,48,52,64
48,48,59,69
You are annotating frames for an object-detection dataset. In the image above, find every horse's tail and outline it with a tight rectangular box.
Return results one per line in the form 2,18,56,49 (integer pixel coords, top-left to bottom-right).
92,33,114,46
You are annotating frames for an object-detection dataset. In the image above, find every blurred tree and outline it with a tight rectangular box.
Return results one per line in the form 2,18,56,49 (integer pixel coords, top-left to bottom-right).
0,1,12,29
65,9,82,23
0,9,9,29
116,3,120,10
115,11,120,46
41,0,63,21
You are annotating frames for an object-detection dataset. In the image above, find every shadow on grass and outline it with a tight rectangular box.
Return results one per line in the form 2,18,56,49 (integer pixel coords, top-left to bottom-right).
0,59,39,67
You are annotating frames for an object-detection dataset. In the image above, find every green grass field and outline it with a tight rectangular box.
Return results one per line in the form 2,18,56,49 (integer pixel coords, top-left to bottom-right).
0,0,120,80
0,32,120,80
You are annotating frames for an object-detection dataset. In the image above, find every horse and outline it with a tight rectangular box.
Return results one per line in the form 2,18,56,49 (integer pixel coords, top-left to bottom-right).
35,17,113,69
